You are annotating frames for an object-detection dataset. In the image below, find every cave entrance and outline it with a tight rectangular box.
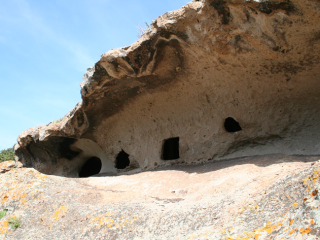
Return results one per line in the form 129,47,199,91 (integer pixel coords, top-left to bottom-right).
116,150,130,169
224,117,242,133
79,157,102,178
162,137,180,160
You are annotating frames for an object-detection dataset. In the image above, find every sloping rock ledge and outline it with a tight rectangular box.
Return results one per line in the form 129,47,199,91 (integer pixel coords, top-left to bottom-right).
1,155,320,239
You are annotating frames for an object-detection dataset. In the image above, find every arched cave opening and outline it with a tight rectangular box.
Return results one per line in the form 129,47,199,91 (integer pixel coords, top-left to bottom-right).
162,137,180,160
116,150,130,169
79,157,102,178
224,117,242,133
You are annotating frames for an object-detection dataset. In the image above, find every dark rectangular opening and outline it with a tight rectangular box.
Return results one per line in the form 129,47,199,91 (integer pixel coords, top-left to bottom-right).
162,137,180,160
116,150,130,169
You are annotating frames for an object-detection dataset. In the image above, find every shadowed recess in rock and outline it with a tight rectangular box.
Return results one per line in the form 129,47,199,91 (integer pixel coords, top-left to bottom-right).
162,137,180,160
224,117,242,133
116,150,130,169
79,157,102,177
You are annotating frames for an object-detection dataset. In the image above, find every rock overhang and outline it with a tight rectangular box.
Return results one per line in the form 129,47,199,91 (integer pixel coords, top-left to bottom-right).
15,0,320,177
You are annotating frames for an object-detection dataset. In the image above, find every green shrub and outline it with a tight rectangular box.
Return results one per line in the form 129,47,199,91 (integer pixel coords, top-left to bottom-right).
0,147,15,163
8,217,21,229
0,209,7,219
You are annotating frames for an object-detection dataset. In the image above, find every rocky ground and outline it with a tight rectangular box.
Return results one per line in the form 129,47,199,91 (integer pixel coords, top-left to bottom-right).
1,154,320,239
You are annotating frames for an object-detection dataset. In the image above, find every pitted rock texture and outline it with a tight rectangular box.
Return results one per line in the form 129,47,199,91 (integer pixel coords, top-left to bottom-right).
15,0,320,177
0,155,320,239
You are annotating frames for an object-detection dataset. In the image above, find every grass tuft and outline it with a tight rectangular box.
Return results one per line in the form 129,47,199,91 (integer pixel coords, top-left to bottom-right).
137,22,152,38
8,217,21,229
0,209,7,219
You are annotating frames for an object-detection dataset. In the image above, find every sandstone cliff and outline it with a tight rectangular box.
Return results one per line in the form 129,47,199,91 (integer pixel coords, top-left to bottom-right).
15,0,320,178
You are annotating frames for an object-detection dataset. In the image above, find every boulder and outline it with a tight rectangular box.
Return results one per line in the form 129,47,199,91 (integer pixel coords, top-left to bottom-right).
0,161,23,174
15,0,320,177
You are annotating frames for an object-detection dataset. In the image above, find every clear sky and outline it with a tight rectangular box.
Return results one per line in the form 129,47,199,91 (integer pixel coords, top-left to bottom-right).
0,0,189,150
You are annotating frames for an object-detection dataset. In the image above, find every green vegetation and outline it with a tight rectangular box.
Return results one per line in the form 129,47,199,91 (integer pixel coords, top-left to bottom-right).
137,22,151,38
8,217,21,229
0,209,21,229
0,209,7,219
52,118,63,124
0,147,15,163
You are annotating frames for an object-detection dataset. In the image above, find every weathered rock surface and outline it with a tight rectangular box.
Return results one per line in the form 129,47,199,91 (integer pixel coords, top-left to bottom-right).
0,155,320,239
15,0,320,177
0,161,22,174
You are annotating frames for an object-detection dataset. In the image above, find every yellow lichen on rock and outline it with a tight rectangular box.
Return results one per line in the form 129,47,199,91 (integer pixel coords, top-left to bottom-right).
52,206,68,221
0,221,9,235
0,169,47,208
300,226,311,235
224,220,285,239
87,213,138,232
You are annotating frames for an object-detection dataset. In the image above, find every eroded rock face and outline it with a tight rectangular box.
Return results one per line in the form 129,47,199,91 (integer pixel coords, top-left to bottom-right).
16,0,320,177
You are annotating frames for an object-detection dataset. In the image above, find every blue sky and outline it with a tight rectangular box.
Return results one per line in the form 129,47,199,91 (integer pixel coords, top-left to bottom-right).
0,0,189,150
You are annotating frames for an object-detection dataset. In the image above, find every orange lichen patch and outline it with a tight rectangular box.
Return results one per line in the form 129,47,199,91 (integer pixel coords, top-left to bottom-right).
311,189,318,197
88,213,138,232
300,226,311,234
90,212,115,229
0,220,9,235
0,160,15,168
303,168,320,185
35,171,48,179
311,169,320,184
254,233,261,240
289,228,298,235
303,177,309,185
52,206,68,221
1,183,27,205
224,221,284,240
0,185,28,205
1,194,8,203
289,229,295,235
203,166,320,240
0,169,48,207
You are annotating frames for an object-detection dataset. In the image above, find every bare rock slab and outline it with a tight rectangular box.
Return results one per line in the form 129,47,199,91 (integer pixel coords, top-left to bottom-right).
1,154,320,239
